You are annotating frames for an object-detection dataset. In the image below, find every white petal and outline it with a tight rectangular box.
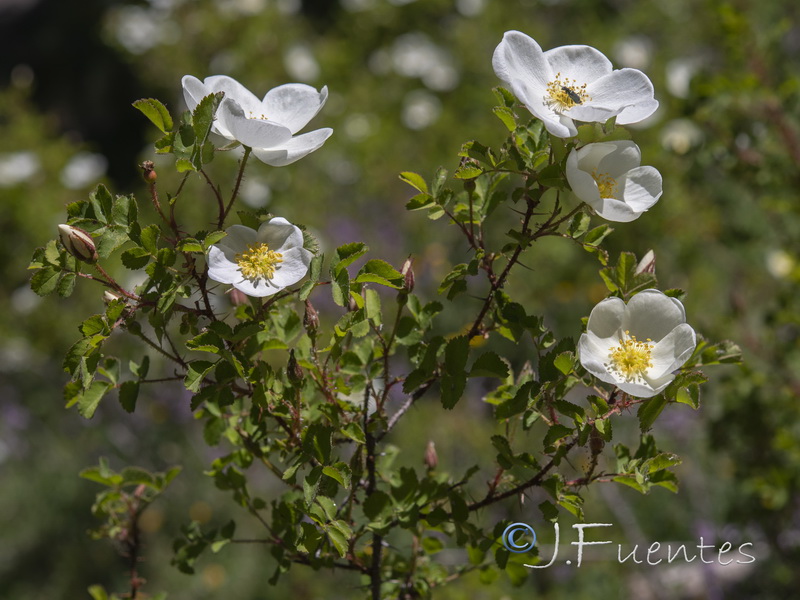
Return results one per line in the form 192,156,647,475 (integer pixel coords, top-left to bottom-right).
616,378,668,398
181,75,209,112
544,45,613,84
596,141,641,176
578,333,618,385
540,112,578,138
584,68,656,116
262,84,329,135
567,103,619,124
619,166,662,212
595,197,642,222
647,323,697,379
232,276,283,298
492,31,552,95
204,75,264,116
221,224,257,253
257,217,304,252
623,289,686,342
217,98,293,149
207,246,242,284
269,247,312,288
566,148,602,205
616,98,659,125
587,296,626,337
251,128,333,166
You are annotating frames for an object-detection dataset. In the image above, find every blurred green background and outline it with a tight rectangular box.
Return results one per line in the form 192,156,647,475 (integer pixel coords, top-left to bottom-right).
2,0,799,598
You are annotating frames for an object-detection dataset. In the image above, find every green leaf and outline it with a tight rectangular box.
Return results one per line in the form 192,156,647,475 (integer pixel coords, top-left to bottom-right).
399,171,428,194
77,381,112,419
355,259,404,288
637,395,668,431
132,98,174,133
469,352,509,378
493,106,516,131
119,381,139,413
584,224,613,247
30,267,60,296
322,464,351,489
57,272,77,297
332,242,368,276
326,526,348,558
441,336,469,409
543,424,573,448
185,360,215,393
454,164,483,179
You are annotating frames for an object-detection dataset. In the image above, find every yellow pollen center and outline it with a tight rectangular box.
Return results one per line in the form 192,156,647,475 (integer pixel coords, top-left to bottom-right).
248,111,269,120
607,331,654,383
545,73,591,111
236,243,283,280
592,170,618,198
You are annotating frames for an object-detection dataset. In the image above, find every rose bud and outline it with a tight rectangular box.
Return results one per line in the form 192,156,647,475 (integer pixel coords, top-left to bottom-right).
401,255,415,293
304,300,320,332
424,440,438,471
58,224,98,263
229,288,248,307
634,249,656,276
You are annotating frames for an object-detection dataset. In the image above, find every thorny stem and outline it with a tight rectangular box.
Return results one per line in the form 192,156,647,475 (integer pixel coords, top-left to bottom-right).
221,146,252,227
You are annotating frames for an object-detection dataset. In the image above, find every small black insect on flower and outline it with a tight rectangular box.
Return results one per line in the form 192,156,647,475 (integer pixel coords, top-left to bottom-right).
561,86,582,105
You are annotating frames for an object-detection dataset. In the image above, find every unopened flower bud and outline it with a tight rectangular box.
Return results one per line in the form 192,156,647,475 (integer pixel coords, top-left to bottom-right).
424,440,438,471
140,160,157,183
348,294,358,312
103,290,123,303
634,249,656,276
58,224,98,263
229,288,248,307
287,349,303,384
401,256,415,293
304,300,319,332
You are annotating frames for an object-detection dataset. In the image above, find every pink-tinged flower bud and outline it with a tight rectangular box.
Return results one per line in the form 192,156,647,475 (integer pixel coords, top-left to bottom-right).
424,440,438,471
401,255,415,293
634,249,656,275
229,288,248,307
58,224,98,263
140,160,157,183
304,300,319,332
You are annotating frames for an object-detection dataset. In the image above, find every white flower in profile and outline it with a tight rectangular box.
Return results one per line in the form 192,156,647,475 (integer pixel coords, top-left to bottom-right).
578,289,696,398
207,217,312,297
492,31,658,138
181,75,332,166
566,141,662,222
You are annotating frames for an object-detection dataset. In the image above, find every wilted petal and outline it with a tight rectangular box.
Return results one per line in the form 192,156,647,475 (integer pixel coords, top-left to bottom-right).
217,98,293,149
251,128,333,166
262,84,329,135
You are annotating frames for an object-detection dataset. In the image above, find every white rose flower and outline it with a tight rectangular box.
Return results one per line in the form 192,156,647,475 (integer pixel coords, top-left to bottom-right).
182,75,333,166
492,30,658,138
578,289,696,398
566,141,662,222
207,217,312,297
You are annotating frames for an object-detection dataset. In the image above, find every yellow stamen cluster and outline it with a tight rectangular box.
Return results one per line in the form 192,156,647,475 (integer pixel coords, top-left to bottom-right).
236,243,283,280
606,331,653,383
592,170,618,198
545,73,590,111
248,111,269,120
